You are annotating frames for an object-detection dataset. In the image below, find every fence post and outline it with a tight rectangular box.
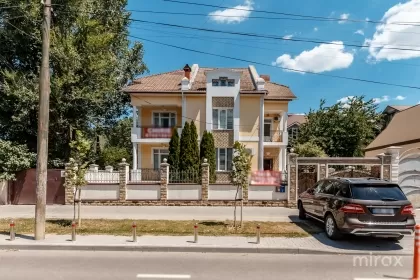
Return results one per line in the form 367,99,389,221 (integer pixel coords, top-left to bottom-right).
64,159,76,205
319,163,327,180
385,146,401,184
287,152,298,207
160,158,169,201
201,159,209,201
119,158,129,202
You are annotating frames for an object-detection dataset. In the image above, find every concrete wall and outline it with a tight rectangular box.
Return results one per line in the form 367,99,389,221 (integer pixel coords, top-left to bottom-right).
239,96,259,138
80,184,119,200
248,185,287,201
167,184,202,200
264,101,288,113
0,180,8,205
126,184,160,200
208,184,242,200
186,96,206,137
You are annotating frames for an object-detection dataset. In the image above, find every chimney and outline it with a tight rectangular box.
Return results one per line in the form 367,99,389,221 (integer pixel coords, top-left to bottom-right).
183,64,192,80
260,74,270,82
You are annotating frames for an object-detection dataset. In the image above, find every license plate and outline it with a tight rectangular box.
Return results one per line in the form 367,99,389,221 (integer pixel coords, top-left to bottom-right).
370,208,395,215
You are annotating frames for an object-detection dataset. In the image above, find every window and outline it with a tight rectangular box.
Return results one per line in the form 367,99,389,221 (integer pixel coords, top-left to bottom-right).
220,79,227,87
323,181,340,195
216,148,233,171
212,79,219,86
289,127,299,140
153,112,176,128
153,149,169,170
337,183,351,198
213,108,234,129
350,184,407,201
212,77,234,87
228,79,235,87
314,180,327,194
264,119,272,141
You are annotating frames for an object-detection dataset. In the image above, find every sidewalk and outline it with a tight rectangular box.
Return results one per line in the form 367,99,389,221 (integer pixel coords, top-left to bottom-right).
0,232,413,255
0,205,298,222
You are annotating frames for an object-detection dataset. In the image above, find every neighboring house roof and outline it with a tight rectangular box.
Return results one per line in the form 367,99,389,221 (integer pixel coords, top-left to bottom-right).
123,67,296,100
365,104,420,151
383,105,412,114
287,114,307,128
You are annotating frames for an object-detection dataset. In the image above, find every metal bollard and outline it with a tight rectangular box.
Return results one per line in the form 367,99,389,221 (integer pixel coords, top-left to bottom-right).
193,223,198,243
256,224,261,244
9,219,15,241
413,225,420,279
132,221,137,242
71,220,76,242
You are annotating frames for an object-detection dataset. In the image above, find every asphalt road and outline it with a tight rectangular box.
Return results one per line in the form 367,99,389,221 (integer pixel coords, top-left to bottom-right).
0,251,413,280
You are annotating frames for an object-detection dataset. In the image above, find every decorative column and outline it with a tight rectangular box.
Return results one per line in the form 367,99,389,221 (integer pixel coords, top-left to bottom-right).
132,106,137,128
160,158,169,201
201,159,209,201
258,95,264,170
319,164,327,180
382,154,392,181
385,146,401,184
132,143,137,170
182,93,186,127
281,112,289,144
287,152,298,207
118,158,129,201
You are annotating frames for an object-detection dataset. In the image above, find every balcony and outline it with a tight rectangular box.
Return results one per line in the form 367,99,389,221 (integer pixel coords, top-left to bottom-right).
263,130,283,142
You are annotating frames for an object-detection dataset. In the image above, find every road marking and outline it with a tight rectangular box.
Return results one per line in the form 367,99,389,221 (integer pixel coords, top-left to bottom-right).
137,274,191,279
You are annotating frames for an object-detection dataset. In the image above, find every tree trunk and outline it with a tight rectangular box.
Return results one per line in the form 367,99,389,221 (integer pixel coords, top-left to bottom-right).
233,187,239,228
240,186,243,228
77,188,81,227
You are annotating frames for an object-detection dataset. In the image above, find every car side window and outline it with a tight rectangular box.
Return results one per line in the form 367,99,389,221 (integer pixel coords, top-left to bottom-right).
337,183,351,198
314,180,326,193
322,181,338,195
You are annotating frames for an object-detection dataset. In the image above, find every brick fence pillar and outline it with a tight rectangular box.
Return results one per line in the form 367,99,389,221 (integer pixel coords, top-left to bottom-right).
288,152,298,207
118,158,129,201
160,158,169,201
385,146,401,184
319,163,327,180
64,159,77,205
201,159,209,201
382,154,392,181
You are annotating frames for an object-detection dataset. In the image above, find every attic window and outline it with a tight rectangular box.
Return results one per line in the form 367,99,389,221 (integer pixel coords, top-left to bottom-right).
212,77,235,87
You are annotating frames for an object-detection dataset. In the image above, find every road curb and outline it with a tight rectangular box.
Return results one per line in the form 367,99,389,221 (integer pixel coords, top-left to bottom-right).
0,243,412,256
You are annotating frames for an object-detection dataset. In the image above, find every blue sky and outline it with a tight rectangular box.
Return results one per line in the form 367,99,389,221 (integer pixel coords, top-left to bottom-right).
127,0,420,113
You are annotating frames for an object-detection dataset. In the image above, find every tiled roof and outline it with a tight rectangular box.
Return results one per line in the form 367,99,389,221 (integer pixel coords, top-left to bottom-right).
287,114,307,128
366,104,420,151
123,67,296,100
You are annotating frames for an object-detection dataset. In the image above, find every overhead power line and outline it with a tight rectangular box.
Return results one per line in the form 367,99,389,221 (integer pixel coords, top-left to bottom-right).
130,19,420,52
162,0,420,27
128,34,420,90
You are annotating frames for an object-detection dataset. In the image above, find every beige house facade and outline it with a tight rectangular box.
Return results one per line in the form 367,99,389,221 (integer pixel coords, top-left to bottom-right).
123,64,296,174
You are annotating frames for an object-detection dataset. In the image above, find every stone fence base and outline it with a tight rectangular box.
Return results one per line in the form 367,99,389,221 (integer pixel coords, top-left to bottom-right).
79,200,288,207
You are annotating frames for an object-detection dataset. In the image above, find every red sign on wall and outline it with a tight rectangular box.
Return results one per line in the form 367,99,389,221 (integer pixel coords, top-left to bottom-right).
143,127,173,138
250,170,282,186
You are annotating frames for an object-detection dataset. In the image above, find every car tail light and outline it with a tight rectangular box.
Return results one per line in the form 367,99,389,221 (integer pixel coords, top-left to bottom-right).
401,205,415,216
340,204,365,214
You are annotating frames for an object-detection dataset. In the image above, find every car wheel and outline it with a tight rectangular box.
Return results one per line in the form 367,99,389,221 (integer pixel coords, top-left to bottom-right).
298,202,306,220
324,214,341,240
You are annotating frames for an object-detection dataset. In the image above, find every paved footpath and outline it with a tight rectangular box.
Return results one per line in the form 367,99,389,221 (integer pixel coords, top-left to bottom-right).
0,232,414,256
0,205,298,221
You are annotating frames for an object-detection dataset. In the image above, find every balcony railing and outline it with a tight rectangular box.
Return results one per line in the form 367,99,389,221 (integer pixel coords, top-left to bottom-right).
140,126,180,139
263,130,283,142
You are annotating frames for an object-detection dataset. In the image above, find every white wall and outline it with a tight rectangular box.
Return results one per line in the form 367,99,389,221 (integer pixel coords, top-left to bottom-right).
167,184,201,200
80,184,119,200
208,184,242,200
248,185,287,201
126,184,160,200
0,180,8,205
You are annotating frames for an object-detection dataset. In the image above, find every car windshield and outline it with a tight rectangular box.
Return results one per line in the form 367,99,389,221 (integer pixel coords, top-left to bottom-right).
350,184,407,201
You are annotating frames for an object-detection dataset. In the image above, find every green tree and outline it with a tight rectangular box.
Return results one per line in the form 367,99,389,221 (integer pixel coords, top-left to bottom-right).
0,140,36,180
298,96,381,157
200,131,216,183
231,141,253,228
99,146,130,168
68,130,92,227
179,122,193,171
0,0,147,165
168,127,180,169
294,142,327,157
190,121,200,172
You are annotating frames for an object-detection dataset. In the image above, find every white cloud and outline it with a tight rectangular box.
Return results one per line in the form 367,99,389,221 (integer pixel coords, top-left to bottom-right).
283,34,294,40
337,96,354,108
365,17,370,22
209,0,253,24
364,0,420,61
354,29,364,36
395,95,406,100
314,27,318,32
373,95,390,104
338,13,350,24
272,41,354,73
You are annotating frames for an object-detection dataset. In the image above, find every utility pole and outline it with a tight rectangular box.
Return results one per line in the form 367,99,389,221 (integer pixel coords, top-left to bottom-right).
35,0,52,240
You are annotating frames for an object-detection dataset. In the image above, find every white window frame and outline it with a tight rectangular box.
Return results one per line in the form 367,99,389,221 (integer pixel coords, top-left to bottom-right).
213,107,234,130
152,111,177,128
216,148,233,171
152,148,169,169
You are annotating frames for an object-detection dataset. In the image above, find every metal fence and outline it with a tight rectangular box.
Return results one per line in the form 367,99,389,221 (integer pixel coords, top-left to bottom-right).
130,169,160,183
215,172,232,184
84,171,120,183
169,168,200,184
